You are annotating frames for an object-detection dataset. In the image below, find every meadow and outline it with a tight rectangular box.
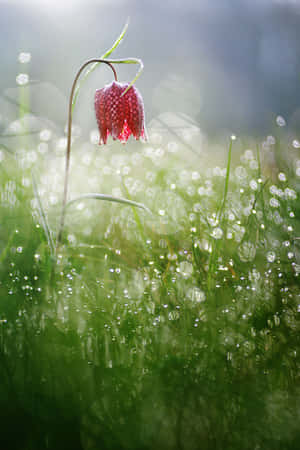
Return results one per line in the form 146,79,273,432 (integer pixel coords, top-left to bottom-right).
0,40,299,450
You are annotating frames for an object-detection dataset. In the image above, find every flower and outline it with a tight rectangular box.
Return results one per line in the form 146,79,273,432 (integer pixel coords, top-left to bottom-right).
94,81,147,145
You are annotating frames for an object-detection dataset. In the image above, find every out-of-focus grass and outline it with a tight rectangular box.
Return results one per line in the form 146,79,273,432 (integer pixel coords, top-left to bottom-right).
0,102,300,448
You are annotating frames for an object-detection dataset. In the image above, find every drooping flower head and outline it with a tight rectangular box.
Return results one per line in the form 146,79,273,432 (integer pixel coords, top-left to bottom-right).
94,81,147,145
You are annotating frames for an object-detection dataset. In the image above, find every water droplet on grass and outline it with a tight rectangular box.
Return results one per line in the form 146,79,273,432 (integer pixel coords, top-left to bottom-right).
18,52,31,63
40,129,52,142
292,139,300,148
211,225,224,240
270,197,280,208
187,287,205,303
278,172,286,182
16,73,29,85
178,261,193,278
238,242,256,262
284,188,297,200
267,251,276,263
244,149,254,160
276,115,286,127
267,135,276,145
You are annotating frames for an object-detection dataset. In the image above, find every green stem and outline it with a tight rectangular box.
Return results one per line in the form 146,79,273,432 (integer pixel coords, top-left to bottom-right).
56,59,117,250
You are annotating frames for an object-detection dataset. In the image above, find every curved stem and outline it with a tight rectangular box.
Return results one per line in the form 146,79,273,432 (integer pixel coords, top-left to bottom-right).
56,59,117,250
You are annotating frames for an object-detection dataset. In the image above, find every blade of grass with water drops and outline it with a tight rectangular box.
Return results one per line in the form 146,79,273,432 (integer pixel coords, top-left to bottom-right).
31,171,55,256
256,143,268,226
207,138,233,294
66,192,151,214
218,137,233,223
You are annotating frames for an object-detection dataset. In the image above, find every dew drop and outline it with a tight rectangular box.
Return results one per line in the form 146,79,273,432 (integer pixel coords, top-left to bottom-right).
292,139,300,149
40,129,52,142
18,52,31,63
16,73,29,86
211,227,223,239
278,172,286,182
269,197,280,208
276,115,286,127
187,287,205,303
267,251,276,263
238,242,256,262
178,261,193,278
267,135,276,145
244,149,254,160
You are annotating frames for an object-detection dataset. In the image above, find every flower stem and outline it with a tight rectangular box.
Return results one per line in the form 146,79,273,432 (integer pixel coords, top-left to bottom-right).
56,59,117,251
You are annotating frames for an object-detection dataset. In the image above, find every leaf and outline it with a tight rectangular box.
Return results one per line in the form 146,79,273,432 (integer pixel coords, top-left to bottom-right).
66,193,152,215
31,171,55,256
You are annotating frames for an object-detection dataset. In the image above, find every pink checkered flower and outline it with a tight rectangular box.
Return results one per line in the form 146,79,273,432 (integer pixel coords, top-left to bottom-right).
94,81,147,145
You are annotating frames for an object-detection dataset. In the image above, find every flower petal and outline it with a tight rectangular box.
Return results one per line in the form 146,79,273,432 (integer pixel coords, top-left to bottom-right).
94,80,146,145
94,88,108,145
111,82,126,140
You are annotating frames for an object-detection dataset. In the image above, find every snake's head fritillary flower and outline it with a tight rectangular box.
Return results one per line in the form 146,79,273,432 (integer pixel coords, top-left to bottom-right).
94,81,147,145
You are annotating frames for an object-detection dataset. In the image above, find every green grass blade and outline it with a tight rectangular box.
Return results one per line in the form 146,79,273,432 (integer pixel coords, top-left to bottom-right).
31,171,55,256
218,138,233,222
66,193,152,214
207,138,233,294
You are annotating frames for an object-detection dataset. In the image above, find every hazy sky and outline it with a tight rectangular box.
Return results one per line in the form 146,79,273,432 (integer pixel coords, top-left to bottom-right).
1,0,300,137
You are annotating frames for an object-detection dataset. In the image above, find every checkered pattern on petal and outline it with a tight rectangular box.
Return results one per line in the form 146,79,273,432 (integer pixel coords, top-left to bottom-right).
94,80,147,145
94,87,108,144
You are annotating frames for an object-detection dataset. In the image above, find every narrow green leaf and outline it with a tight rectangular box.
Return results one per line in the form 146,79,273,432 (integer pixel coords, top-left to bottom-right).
66,193,152,215
218,138,233,222
31,171,55,256
207,138,233,295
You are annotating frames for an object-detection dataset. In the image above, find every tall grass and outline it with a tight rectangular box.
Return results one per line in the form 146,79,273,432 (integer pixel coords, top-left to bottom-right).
0,54,299,450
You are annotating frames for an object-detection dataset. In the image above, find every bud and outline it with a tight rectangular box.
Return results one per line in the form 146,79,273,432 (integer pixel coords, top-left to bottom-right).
94,81,147,145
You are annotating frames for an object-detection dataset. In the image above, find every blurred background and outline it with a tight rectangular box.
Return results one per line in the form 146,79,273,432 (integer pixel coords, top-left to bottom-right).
1,0,300,141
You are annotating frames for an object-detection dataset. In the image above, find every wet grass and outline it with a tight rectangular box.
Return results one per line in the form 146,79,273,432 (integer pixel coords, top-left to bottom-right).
0,51,300,448
0,121,299,450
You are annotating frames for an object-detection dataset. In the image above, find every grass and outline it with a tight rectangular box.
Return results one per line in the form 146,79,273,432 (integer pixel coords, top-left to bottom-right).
0,70,300,449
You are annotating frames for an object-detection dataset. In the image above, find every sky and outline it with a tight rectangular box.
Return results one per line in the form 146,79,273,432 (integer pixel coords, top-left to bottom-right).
1,0,300,138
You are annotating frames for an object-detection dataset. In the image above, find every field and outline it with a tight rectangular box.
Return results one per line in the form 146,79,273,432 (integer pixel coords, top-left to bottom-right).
0,48,300,449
